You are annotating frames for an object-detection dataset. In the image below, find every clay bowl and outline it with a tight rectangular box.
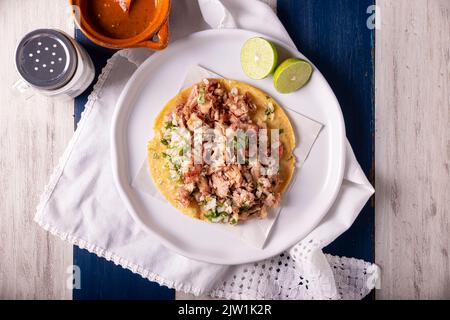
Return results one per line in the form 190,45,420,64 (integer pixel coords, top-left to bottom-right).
70,0,170,50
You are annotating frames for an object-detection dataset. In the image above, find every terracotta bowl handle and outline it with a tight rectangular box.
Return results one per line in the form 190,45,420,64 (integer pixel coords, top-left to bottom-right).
138,20,169,50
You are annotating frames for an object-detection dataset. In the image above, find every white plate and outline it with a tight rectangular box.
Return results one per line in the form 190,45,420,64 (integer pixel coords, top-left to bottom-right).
111,29,346,265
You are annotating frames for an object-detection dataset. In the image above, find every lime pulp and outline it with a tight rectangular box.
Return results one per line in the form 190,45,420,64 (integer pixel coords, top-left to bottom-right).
241,37,278,80
273,58,313,93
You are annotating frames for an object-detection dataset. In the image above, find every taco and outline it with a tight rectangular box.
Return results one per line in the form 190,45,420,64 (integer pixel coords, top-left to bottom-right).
147,79,296,225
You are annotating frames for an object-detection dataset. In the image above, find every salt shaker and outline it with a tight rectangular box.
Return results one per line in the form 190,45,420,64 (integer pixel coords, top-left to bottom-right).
14,29,95,99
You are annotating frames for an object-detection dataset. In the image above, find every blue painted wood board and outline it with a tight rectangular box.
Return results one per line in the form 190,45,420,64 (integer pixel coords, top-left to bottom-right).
72,0,375,299
278,0,375,301
277,0,375,263
73,30,175,300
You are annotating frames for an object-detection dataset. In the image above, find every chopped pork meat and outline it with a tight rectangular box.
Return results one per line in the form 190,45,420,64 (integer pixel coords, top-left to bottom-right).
186,85,199,108
176,187,191,207
232,189,256,208
198,176,211,195
199,100,213,115
250,162,261,179
211,173,231,198
264,193,280,208
160,79,284,224
224,165,243,187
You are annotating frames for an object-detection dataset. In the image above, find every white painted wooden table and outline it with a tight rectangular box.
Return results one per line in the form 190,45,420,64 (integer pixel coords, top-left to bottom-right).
0,0,449,300
0,0,73,299
375,0,450,300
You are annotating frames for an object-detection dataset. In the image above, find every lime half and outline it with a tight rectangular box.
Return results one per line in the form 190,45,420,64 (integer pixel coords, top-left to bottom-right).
241,37,278,80
273,58,313,93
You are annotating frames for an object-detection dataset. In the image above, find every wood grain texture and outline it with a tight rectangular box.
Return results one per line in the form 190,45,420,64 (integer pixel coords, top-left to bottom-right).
278,0,375,264
375,0,450,299
0,0,73,299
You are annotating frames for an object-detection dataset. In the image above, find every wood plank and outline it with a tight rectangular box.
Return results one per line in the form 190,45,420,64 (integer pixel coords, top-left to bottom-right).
375,0,450,299
0,0,73,299
278,0,375,262
72,30,175,301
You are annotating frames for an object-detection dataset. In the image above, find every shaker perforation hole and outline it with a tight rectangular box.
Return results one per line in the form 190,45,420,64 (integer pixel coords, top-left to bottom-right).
37,42,42,46
58,57,62,62
36,50,41,54
45,47,49,51
42,64,47,68
50,69,54,73
35,59,39,62
29,53,33,57
52,52,56,56
53,44,57,48
34,67,38,71
50,61,55,65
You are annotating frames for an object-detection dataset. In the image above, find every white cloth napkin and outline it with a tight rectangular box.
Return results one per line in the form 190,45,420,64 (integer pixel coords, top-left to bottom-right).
35,0,378,300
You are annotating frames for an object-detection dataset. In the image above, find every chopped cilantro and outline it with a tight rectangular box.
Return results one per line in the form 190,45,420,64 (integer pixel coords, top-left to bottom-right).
160,138,169,146
265,103,275,120
197,89,206,105
239,206,250,213
164,121,174,129
204,209,220,221
230,218,237,225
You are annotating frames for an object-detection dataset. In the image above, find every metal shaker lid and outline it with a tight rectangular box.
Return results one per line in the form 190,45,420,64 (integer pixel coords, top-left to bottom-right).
15,29,78,91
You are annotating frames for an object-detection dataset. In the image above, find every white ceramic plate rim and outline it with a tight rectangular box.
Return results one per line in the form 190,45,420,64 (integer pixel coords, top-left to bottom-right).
110,29,346,265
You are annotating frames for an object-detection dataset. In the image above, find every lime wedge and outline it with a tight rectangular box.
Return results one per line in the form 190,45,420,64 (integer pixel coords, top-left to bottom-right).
273,58,313,93
241,37,278,80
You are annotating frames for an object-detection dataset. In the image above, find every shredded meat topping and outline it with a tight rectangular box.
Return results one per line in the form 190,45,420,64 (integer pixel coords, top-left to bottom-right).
161,79,282,224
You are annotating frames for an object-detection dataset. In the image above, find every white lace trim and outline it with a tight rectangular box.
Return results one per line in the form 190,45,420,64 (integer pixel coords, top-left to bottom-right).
35,216,377,300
